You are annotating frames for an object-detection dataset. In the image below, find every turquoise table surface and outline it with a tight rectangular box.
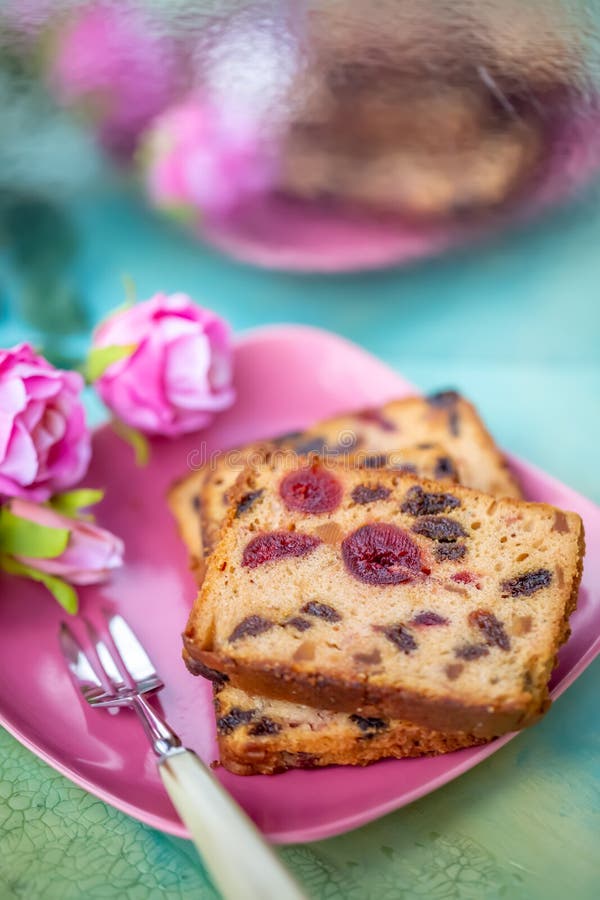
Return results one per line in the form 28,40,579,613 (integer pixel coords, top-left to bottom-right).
0,179,599,899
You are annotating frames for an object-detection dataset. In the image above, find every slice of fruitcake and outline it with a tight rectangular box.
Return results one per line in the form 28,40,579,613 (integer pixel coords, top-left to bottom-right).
183,457,584,738
213,683,486,775
291,391,521,498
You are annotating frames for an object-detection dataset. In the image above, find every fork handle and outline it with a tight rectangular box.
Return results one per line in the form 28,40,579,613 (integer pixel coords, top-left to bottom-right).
158,749,308,900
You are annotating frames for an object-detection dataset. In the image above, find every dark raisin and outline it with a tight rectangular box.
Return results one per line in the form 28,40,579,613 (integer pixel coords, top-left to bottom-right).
401,485,461,517
412,516,466,542
235,489,264,517
191,495,201,512
350,714,388,736
411,611,449,626
362,454,389,469
351,484,391,504
217,708,256,734
301,601,342,622
501,569,552,597
248,717,281,736
280,464,343,514
358,408,396,431
434,456,458,481
228,615,274,643
427,390,460,408
427,390,461,435
282,751,318,768
292,435,329,455
436,543,467,561
469,609,511,651
284,616,313,632
342,524,422,585
379,623,418,654
274,430,303,445
185,657,229,684
242,531,321,568
455,643,490,660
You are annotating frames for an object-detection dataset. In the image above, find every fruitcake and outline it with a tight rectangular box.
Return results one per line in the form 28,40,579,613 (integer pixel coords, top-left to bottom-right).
290,391,521,498
214,683,486,775
183,457,584,738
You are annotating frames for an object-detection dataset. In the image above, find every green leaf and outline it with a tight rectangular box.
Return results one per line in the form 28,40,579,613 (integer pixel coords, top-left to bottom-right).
85,344,137,382
49,489,104,517
0,556,78,614
0,508,70,559
112,419,150,466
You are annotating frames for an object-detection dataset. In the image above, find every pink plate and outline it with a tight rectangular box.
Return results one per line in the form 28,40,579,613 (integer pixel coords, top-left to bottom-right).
1,324,598,844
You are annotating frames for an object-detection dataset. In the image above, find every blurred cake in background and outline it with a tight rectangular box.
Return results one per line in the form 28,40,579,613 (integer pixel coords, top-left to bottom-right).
2,0,600,270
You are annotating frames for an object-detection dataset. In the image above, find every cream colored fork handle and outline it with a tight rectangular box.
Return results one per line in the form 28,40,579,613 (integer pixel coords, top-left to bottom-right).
158,749,308,900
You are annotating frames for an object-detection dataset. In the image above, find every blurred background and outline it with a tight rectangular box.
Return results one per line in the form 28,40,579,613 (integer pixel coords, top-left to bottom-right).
0,0,599,497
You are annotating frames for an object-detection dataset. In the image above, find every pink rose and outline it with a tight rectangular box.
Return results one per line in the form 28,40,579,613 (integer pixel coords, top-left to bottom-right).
142,96,274,218
8,498,123,585
47,3,176,156
0,344,91,501
92,294,235,436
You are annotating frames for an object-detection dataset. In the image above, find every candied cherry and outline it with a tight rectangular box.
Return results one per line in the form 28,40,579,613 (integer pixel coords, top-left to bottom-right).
280,464,343,514
342,523,422,585
242,531,321,568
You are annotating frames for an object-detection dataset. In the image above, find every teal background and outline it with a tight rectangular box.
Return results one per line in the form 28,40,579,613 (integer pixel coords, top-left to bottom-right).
0,178,599,898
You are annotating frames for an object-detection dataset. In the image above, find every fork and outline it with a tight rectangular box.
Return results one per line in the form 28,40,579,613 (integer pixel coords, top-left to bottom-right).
59,612,307,900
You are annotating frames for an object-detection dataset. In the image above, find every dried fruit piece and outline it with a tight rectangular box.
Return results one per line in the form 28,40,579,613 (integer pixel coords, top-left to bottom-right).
350,714,388,736
501,568,552,597
427,390,461,435
434,456,458,481
401,485,460,516
436,543,467,562
284,616,313,632
351,484,391,504
228,615,274,643
248,717,281,736
217,707,256,734
280,464,343,514
379,623,418,654
301,601,342,622
242,531,321,568
469,609,511,651
412,516,467,542
411,611,449,626
455,643,490,660
552,511,570,533
235,489,264,517
445,663,464,680
290,435,328,455
358,407,396,431
342,523,423,585
185,657,229,684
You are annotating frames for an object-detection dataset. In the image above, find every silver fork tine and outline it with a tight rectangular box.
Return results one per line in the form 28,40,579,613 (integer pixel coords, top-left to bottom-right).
59,622,111,704
104,612,163,691
84,619,128,693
